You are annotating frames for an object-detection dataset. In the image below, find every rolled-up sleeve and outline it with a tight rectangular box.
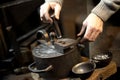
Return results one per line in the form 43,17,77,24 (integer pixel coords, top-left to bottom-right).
92,0,120,21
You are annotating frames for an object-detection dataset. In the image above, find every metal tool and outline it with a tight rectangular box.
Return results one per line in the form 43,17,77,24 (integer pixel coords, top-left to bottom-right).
52,16,62,39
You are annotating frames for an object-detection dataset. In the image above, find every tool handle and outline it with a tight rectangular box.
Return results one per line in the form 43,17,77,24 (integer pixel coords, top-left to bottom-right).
51,16,62,38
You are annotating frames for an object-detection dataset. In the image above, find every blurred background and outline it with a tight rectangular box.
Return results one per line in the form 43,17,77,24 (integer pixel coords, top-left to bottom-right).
0,0,120,80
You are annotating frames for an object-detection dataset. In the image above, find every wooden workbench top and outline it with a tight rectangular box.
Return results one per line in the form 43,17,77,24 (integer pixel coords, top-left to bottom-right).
31,61,117,80
81,57,117,80
87,61,117,80
31,56,117,80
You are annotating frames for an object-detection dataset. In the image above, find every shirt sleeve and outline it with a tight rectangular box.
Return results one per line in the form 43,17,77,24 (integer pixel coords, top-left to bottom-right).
45,0,63,6
91,0,120,21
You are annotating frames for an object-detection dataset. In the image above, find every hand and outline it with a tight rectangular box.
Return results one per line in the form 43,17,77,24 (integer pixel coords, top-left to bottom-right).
77,13,103,43
40,2,61,23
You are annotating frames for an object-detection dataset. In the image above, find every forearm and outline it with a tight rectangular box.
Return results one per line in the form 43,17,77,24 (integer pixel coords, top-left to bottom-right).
92,0,120,21
45,0,63,6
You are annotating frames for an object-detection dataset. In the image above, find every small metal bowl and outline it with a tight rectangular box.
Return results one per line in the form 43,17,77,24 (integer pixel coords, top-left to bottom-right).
72,61,96,79
92,51,112,68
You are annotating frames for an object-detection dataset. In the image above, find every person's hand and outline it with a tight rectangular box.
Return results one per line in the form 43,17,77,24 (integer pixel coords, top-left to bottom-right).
77,13,104,43
40,2,61,23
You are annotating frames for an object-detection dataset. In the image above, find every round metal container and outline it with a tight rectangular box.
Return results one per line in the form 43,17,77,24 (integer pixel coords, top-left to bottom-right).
29,44,81,78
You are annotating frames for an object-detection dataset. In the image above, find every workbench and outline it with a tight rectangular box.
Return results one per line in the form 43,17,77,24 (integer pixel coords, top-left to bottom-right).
31,61,117,80
87,61,117,80
82,57,117,80
3,58,116,80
